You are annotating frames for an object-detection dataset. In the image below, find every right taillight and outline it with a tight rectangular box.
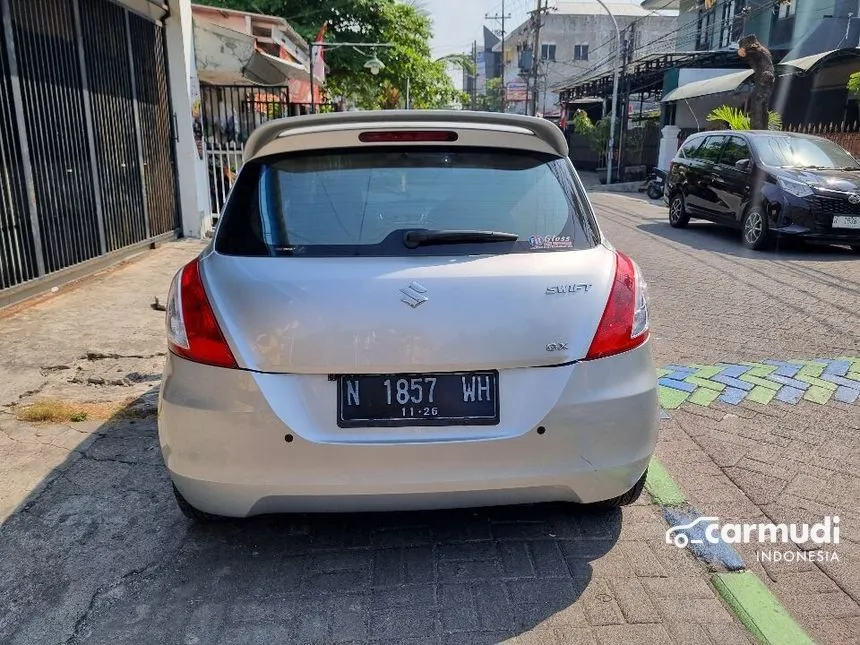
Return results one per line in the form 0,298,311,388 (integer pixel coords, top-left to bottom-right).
166,257,238,369
584,251,650,360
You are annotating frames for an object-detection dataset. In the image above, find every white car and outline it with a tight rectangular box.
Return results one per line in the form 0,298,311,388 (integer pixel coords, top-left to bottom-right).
159,110,658,520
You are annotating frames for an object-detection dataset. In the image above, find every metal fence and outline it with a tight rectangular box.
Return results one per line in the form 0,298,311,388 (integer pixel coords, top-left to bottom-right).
199,85,346,214
0,0,178,294
200,84,291,214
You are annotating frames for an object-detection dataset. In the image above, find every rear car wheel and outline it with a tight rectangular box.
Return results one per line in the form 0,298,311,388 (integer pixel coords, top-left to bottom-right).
173,484,230,522
741,206,770,250
591,469,647,508
668,194,689,228
646,184,662,200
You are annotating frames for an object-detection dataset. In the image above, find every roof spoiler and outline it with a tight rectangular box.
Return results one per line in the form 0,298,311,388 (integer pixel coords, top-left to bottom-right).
242,110,569,162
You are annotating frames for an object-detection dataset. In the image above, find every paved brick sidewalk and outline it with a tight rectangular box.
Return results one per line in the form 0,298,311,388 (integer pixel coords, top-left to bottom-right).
593,193,860,644
0,239,752,644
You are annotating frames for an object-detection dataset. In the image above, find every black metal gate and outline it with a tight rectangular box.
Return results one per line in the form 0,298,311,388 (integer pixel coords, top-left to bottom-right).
200,84,291,214
0,0,178,295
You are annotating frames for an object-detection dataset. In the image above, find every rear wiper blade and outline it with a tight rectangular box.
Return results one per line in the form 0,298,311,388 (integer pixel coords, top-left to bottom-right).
403,229,519,249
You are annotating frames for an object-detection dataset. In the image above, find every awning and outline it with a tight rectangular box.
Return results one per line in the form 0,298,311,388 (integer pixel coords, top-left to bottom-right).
779,48,860,72
244,50,309,85
661,69,753,102
640,0,679,9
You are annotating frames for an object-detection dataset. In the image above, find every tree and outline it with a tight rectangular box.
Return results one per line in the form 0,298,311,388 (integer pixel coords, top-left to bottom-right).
848,71,860,98
199,0,464,109
737,34,775,130
436,53,476,77
571,110,616,156
476,77,503,112
706,105,782,130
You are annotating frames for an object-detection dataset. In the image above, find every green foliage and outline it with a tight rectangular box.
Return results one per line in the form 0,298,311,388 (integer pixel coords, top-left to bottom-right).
437,53,476,77
476,77,503,112
848,71,860,98
767,111,783,131
706,105,783,130
571,109,594,135
570,110,615,155
199,0,462,110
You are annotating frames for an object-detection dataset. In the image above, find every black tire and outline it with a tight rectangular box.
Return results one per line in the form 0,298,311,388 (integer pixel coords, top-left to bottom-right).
741,206,771,250
647,184,663,200
172,484,230,522
850,245,860,254
592,469,648,508
668,194,690,228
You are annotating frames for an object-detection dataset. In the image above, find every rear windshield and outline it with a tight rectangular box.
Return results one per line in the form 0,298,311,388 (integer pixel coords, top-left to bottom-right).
215,147,599,257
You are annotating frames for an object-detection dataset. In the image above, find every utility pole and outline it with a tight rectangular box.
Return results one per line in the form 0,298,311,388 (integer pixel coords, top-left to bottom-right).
595,0,620,185
616,22,635,181
471,39,478,111
526,0,543,116
485,0,511,112
529,0,550,116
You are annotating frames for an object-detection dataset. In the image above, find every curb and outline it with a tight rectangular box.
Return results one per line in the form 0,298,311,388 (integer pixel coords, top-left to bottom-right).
588,181,644,194
645,457,815,644
644,458,686,506
713,572,815,645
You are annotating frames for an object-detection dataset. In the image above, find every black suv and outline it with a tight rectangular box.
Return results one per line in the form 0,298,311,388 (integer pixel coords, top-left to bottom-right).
665,130,860,251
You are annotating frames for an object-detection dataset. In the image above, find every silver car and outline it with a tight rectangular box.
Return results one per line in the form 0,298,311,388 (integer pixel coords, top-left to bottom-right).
159,110,658,520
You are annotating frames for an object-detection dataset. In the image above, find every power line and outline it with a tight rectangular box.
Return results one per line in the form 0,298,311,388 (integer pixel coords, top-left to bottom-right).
552,0,780,91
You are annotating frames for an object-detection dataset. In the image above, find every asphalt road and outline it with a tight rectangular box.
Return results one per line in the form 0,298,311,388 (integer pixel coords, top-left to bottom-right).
1,194,858,644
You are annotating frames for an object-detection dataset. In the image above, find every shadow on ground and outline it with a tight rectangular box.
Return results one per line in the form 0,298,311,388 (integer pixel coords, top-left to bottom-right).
637,221,859,262
0,388,622,645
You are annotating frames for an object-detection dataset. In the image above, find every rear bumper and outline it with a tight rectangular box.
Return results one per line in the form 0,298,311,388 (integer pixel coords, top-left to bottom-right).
158,344,658,517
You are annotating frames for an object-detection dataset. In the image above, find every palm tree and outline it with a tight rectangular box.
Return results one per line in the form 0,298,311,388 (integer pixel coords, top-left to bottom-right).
436,52,476,77
706,105,782,131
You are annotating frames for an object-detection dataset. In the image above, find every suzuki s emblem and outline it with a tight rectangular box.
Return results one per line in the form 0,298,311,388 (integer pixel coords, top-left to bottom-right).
400,282,429,308
848,193,860,205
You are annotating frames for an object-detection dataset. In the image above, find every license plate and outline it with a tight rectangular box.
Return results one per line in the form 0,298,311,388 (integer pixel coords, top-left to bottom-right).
832,215,860,229
337,371,499,428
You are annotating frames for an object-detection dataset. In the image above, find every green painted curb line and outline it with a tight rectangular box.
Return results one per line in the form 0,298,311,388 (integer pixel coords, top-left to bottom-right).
644,457,686,506
713,572,815,645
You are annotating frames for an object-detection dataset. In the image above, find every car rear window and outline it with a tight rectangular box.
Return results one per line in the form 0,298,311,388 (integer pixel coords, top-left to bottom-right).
215,147,600,257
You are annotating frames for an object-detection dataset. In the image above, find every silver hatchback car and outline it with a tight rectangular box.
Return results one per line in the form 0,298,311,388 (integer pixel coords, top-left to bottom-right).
158,110,658,520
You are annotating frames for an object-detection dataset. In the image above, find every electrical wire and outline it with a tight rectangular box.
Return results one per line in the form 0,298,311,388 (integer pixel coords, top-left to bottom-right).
552,0,781,91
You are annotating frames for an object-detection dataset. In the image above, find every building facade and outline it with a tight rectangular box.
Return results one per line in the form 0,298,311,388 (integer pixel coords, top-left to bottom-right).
658,0,860,130
502,1,677,115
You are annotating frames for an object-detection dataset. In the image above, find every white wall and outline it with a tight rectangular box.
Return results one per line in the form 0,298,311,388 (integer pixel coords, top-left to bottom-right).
668,68,749,129
165,0,211,238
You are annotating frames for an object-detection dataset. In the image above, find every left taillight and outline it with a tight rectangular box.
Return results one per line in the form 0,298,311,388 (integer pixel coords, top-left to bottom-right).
166,257,238,369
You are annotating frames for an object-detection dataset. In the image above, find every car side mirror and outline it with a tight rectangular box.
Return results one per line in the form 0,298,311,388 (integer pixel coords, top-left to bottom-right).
735,159,751,172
